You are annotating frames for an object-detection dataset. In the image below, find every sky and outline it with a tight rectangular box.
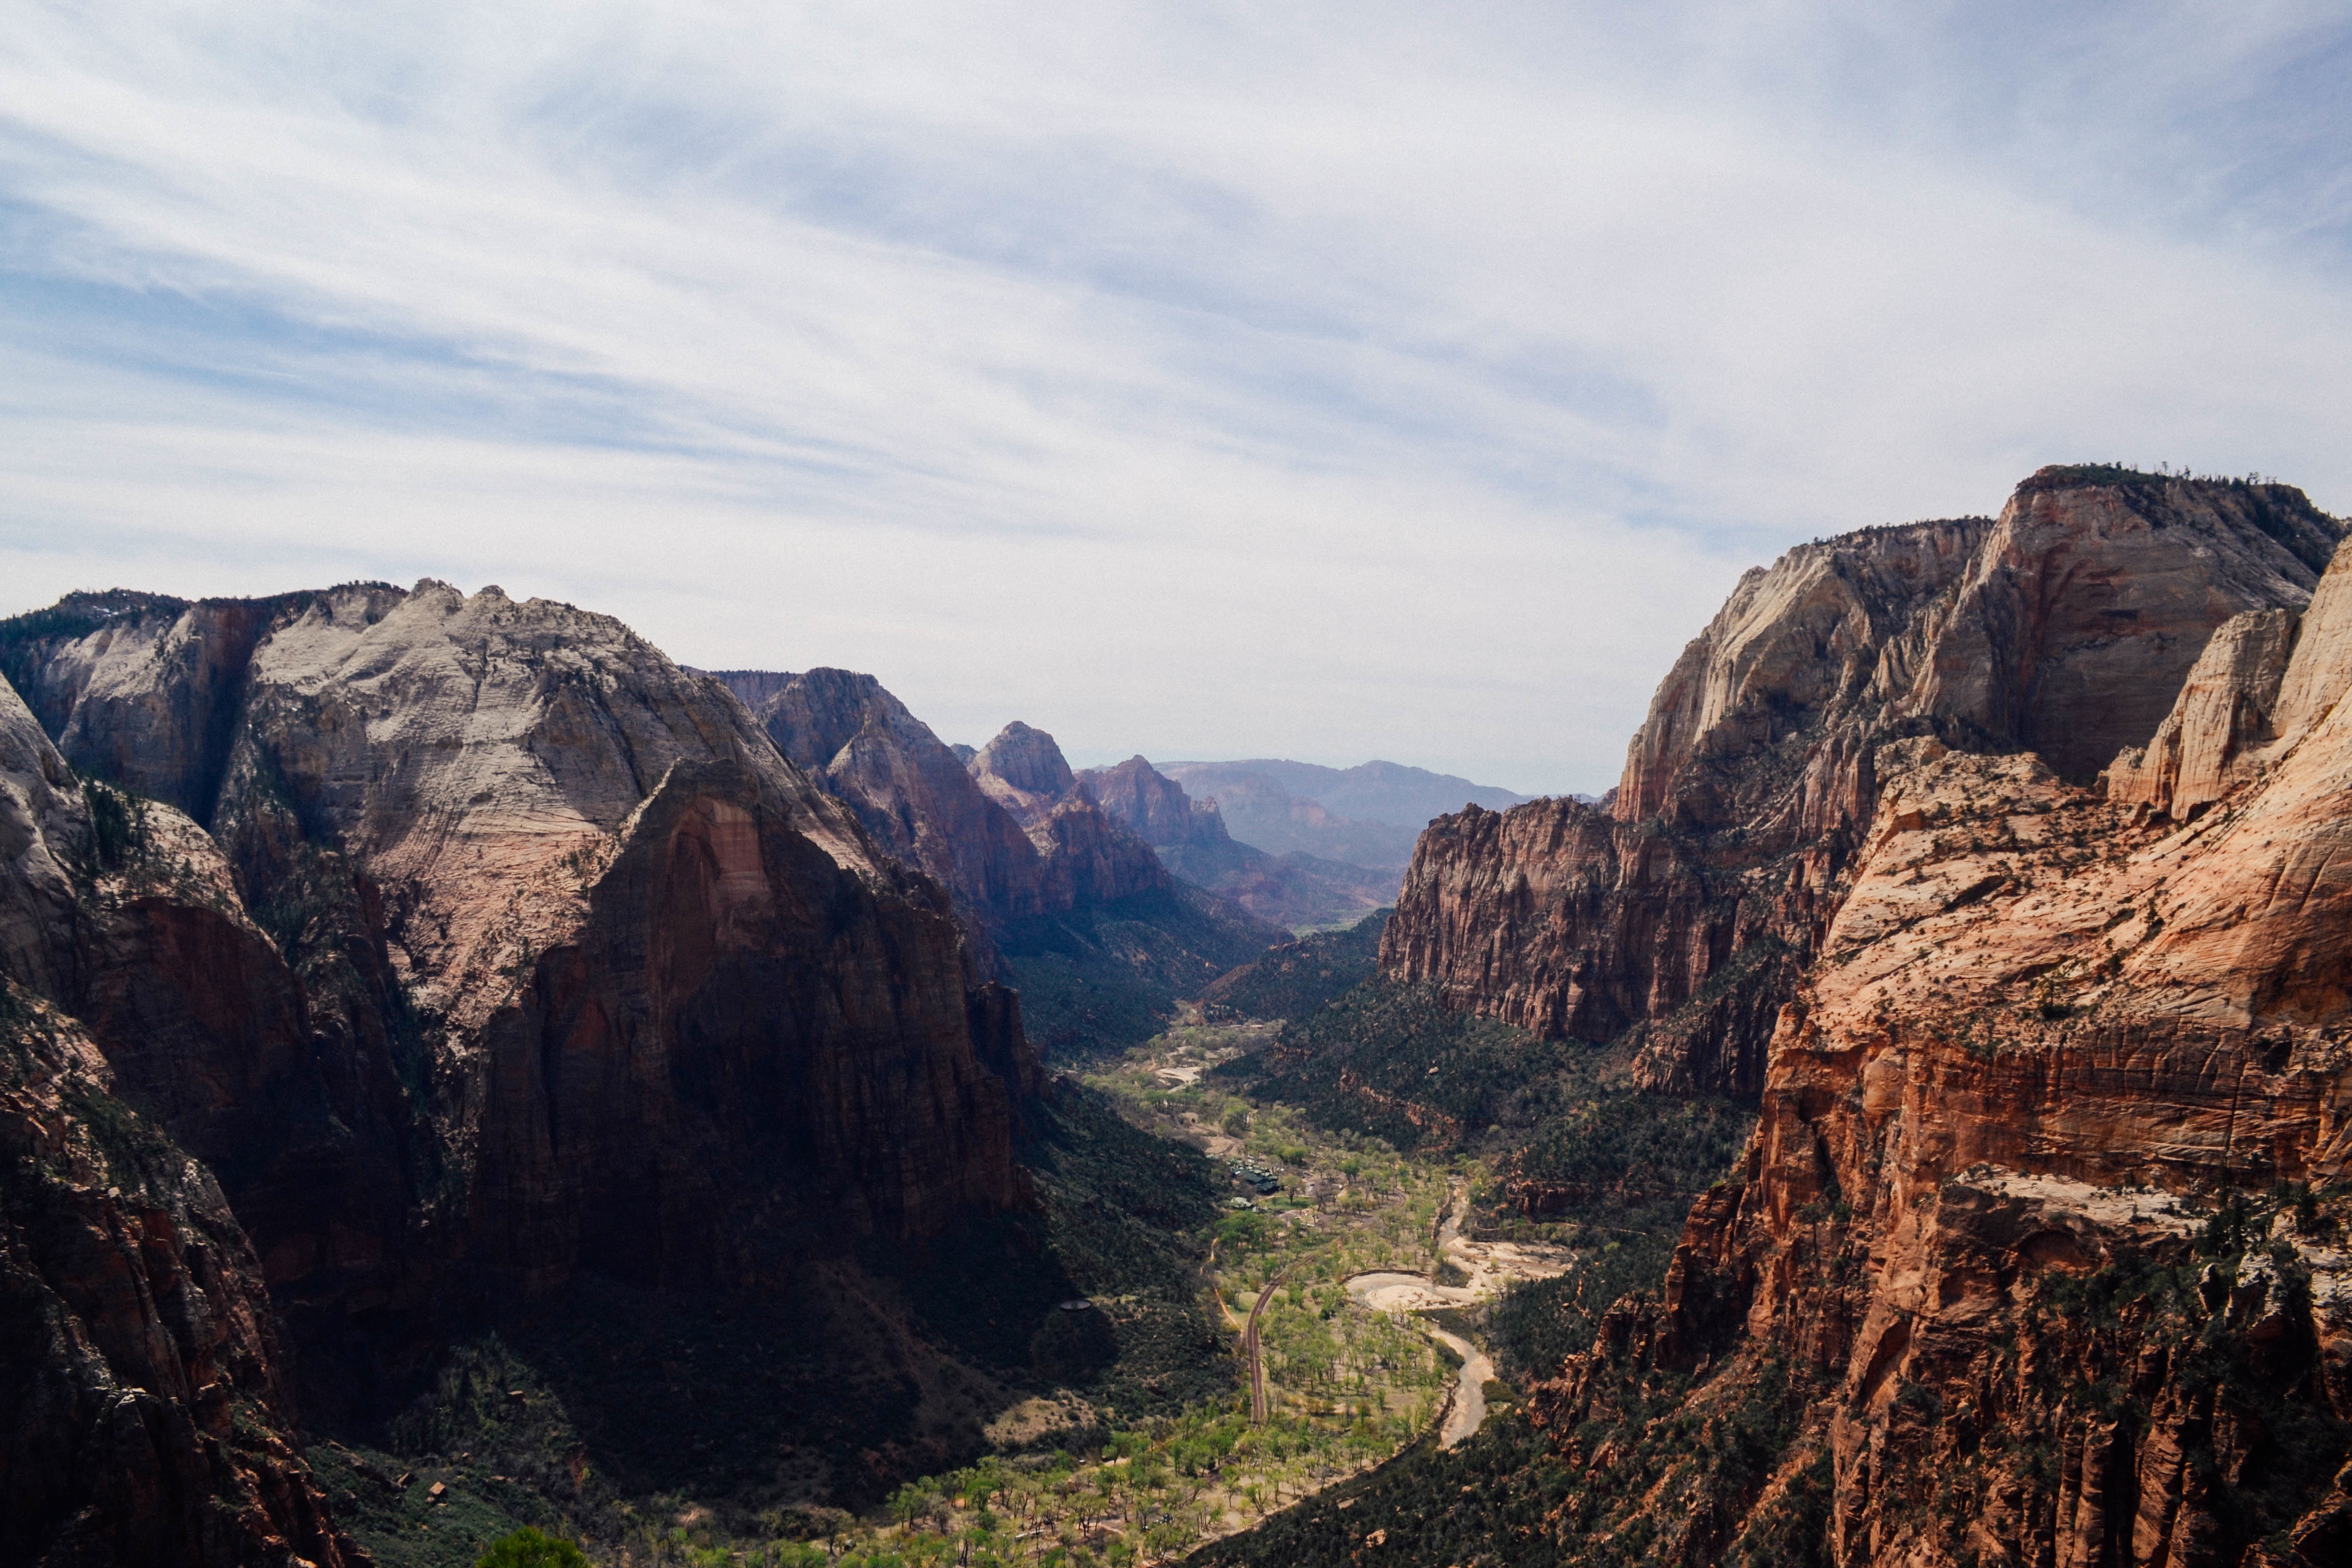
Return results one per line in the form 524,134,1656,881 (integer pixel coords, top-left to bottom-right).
4,4,2349,794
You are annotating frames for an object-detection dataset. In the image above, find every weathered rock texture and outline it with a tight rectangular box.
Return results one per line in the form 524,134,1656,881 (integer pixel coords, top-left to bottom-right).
1525,522,2352,1565
2,993,366,1567
1383,470,2345,1098
0,587,1042,1471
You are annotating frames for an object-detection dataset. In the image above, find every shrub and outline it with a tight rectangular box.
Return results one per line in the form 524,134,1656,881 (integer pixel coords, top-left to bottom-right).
476,1528,590,1568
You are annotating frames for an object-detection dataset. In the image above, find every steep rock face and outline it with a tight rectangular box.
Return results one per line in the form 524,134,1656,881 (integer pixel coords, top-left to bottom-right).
0,584,1037,1313
970,721,1080,823
718,667,1057,927
1384,472,2345,1097
0,590,276,825
1085,756,1230,851
2105,608,2299,819
699,685,1282,1053
1528,542,2352,1562
967,723,1170,906
469,758,1026,1293
1,675,89,1002
1,994,364,1568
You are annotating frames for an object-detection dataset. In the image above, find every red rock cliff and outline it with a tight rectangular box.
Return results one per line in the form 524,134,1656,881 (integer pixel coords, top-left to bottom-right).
2,994,366,1567
1527,530,2352,1565
1382,471,2344,1097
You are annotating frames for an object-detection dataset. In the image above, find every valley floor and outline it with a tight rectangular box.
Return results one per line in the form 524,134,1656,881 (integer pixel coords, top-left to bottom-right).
305,925,1747,1568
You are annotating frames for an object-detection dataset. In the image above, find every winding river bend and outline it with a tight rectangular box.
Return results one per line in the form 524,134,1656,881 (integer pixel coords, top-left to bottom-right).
1342,1184,1572,1447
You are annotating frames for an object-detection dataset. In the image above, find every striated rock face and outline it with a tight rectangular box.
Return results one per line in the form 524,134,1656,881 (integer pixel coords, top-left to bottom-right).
0,583,1039,1316
1528,536,2352,1563
2,994,365,1568
1384,471,2346,1097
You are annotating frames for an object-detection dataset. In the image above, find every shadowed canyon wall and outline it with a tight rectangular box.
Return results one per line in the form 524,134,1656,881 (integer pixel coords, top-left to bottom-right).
0,584,1045,1561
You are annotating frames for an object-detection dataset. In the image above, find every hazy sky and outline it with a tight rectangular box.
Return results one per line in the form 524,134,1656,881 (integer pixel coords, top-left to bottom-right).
5,4,2349,793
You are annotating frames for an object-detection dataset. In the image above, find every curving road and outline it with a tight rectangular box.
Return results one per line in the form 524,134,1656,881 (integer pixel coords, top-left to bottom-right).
1242,1264,1293,1425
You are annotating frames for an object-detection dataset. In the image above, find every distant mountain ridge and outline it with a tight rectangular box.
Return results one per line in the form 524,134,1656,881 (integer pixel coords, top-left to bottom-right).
1079,756,1400,932
1156,758,1534,867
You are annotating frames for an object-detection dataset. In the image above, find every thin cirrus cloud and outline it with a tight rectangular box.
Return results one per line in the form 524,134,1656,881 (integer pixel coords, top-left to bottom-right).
2,3,2349,792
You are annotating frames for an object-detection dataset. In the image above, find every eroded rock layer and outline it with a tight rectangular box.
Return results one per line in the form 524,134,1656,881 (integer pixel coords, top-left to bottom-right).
1525,528,2352,1565
0,586,1042,1472
1383,470,2345,1097
2,994,365,1568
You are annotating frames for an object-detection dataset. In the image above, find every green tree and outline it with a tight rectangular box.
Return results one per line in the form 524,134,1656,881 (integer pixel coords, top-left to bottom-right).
476,1528,590,1568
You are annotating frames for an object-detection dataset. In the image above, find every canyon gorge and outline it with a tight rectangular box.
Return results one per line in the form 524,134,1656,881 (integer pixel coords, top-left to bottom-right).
7,464,2352,1567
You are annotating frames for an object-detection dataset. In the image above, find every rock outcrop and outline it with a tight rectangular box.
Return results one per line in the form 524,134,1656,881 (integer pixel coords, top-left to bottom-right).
1084,756,1230,852
970,721,1083,825
1383,470,2346,1097
2,991,365,1566
0,587,1042,1413
963,723,1171,908
714,667,1058,927
1523,520,2352,1565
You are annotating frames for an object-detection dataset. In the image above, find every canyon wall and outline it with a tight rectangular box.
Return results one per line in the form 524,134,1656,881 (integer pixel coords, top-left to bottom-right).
717,667,1059,927
712,672,1283,1051
0,587,1042,1452
2,997,366,1568
1521,513,2352,1565
1382,470,2345,1098
2,677,362,1565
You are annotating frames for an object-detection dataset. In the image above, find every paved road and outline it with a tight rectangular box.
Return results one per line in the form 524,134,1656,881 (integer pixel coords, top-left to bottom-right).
1242,1265,1293,1424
